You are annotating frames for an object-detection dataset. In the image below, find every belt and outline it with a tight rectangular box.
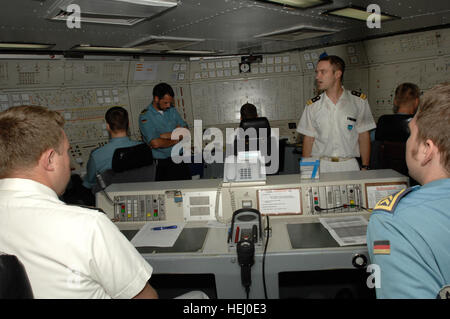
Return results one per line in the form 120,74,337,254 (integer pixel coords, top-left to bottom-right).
321,156,353,162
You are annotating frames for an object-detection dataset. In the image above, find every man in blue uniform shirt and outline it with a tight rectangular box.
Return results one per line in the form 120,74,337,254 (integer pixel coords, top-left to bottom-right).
367,83,450,299
83,106,142,189
139,82,191,181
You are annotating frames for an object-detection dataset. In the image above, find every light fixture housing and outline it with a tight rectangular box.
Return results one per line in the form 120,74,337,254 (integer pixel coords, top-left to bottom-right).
0,43,55,50
323,5,400,22
127,36,205,51
47,0,177,26
165,50,217,55
254,25,339,41
257,0,332,10
71,45,145,53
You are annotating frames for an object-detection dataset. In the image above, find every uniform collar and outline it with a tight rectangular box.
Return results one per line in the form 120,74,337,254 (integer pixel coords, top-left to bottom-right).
110,136,130,143
324,86,348,104
421,178,450,190
0,178,60,200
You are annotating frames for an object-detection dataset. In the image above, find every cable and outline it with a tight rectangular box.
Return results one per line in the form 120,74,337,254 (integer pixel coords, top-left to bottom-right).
314,204,370,213
96,173,117,205
237,239,254,299
214,183,228,224
262,215,270,299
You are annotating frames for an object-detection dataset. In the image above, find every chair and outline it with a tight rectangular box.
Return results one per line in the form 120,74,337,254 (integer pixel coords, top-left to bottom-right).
0,253,33,299
234,117,284,174
375,114,413,142
237,117,272,156
93,143,156,193
371,114,414,181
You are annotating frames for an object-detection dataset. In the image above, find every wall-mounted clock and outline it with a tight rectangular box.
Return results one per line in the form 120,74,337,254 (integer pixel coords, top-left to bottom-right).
239,62,251,73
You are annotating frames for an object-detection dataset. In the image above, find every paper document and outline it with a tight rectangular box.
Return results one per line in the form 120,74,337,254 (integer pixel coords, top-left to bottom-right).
131,222,186,247
258,188,301,215
319,216,368,246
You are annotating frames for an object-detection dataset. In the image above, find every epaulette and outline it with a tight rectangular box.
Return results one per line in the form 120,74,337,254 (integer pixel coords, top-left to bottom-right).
306,95,321,105
373,187,414,214
140,108,147,115
351,90,367,100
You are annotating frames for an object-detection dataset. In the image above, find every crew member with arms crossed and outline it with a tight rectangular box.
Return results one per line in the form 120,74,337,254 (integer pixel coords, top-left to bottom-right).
139,82,191,181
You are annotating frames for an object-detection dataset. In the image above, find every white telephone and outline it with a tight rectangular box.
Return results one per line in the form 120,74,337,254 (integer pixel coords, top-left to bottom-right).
223,151,266,183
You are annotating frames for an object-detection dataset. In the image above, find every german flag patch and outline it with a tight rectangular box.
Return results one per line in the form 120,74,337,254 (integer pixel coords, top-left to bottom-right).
373,240,391,255
373,187,412,214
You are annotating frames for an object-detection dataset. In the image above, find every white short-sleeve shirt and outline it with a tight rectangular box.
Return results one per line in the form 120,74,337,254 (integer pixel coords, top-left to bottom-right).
297,89,376,158
0,178,153,299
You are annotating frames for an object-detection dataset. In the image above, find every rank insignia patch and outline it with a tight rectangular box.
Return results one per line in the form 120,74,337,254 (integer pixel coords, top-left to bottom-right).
373,240,391,255
373,187,413,213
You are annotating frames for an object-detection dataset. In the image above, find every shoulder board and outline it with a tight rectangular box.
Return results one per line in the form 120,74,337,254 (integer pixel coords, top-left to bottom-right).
373,187,414,214
140,108,147,115
307,95,321,105
68,204,107,215
351,91,367,100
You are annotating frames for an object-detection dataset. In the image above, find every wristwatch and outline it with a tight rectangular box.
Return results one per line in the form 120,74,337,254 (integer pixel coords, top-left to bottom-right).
361,165,370,170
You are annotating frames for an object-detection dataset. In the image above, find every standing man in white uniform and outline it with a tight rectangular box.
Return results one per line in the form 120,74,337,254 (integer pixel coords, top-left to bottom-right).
0,105,158,299
297,55,376,173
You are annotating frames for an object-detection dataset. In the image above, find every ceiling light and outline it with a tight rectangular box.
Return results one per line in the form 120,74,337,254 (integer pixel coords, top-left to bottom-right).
323,6,399,21
113,0,177,7
127,36,205,51
71,45,145,53
254,25,339,41
0,43,55,49
165,50,217,55
258,0,331,9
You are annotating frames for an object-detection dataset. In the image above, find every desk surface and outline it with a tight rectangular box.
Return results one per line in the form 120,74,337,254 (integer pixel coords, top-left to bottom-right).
119,217,370,298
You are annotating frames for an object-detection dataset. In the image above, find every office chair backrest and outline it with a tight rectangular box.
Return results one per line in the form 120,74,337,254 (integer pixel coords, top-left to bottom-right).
373,114,413,176
375,114,413,142
112,143,153,172
238,117,272,156
379,141,408,176
0,253,33,299
93,143,155,193
236,117,285,174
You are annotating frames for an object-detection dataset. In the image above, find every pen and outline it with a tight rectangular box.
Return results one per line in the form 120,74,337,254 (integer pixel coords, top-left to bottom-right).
151,225,178,231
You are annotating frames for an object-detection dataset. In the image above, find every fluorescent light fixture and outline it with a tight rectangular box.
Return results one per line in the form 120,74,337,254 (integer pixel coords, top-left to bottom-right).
127,36,205,51
51,12,145,26
0,43,55,49
324,6,399,21
258,0,331,9
254,25,339,41
71,45,145,53
165,50,217,55
113,0,177,7
47,0,177,26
